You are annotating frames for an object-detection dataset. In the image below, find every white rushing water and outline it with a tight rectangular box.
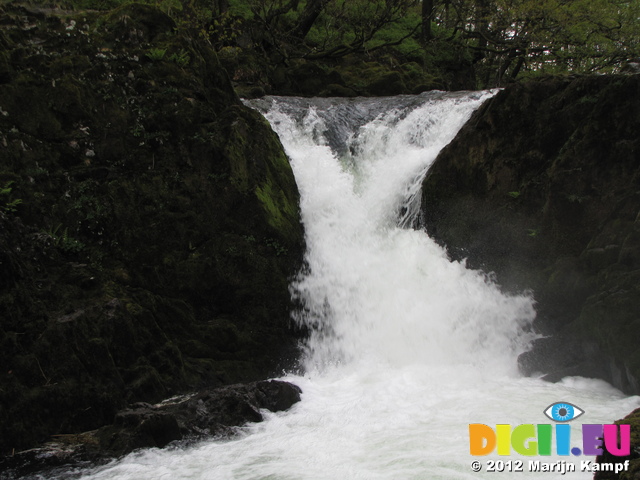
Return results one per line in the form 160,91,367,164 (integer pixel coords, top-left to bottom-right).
79,92,639,480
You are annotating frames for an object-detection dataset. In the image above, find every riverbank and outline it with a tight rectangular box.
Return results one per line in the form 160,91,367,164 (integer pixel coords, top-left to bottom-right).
0,2,303,458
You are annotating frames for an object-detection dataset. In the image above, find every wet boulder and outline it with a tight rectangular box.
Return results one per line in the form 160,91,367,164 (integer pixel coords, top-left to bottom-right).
422,75,640,393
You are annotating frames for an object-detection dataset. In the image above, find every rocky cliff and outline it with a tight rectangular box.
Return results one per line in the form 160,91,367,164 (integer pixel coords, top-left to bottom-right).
0,3,304,455
422,75,640,394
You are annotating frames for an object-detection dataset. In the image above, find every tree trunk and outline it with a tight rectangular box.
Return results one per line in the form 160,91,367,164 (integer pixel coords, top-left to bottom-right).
213,0,229,16
510,55,525,80
475,0,489,52
421,0,434,43
291,0,331,40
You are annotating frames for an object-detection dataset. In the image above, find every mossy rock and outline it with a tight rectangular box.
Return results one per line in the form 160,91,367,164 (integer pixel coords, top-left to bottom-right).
103,3,176,44
319,83,357,97
0,2,304,455
368,71,406,96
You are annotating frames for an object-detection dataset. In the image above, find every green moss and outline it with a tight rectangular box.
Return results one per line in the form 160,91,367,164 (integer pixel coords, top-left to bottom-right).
255,175,298,240
103,3,176,41
224,130,250,193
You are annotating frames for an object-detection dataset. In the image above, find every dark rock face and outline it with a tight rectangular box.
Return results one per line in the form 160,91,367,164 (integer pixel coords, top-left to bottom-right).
422,75,640,393
0,4,304,455
0,380,302,478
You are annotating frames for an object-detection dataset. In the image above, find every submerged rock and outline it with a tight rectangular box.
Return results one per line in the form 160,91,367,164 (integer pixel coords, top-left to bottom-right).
422,75,640,393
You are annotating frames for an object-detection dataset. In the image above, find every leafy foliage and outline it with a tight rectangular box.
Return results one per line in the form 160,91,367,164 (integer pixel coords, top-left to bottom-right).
43,224,86,254
146,47,167,61
305,0,420,58
14,0,640,89
0,181,22,213
224,0,640,85
427,0,640,86
221,0,421,60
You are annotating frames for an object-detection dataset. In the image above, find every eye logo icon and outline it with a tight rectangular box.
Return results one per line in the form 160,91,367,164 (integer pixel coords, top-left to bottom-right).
544,402,584,422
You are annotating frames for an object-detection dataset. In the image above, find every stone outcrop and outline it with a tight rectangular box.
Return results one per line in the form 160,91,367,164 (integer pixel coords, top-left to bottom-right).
0,3,304,455
422,75,640,394
0,380,302,478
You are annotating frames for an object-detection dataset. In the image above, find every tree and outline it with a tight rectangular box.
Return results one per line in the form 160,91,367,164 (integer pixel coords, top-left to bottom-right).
428,0,640,86
213,0,230,16
421,0,434,42
246,0,420,59
306,0,420,58
291,0,332,39
213,0,640,89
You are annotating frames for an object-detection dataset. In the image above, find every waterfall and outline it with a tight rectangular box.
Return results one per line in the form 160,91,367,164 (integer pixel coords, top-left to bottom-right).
78,92,638,480
254,91,535,375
